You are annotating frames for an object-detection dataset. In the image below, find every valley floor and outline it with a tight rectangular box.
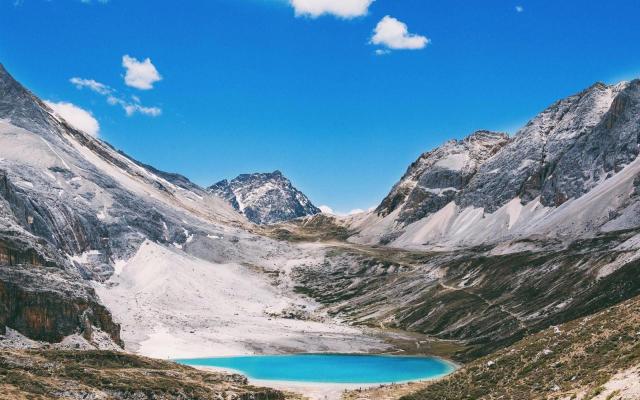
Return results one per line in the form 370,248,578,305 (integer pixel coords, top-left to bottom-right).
87,237,464,400
93,239,393,359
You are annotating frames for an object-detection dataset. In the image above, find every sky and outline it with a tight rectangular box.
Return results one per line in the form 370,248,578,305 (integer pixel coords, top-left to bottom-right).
1,0,640,214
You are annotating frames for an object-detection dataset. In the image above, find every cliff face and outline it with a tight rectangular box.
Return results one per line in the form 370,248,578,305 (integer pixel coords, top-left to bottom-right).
0,270,122,346
0,236,122,345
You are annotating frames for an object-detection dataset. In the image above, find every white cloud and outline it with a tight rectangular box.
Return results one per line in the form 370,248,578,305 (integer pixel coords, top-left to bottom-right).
319,205,334,214
318,205,373,216
290,0,373,18
127,104,162,117
107,95,162,117
44,101,100,137
371,16,429,51
515,5,524,12
71,76,162,117
122,55,162,90
70,77,113,95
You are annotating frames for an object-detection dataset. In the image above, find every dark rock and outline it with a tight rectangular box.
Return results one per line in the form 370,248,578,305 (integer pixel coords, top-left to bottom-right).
0,263,122,346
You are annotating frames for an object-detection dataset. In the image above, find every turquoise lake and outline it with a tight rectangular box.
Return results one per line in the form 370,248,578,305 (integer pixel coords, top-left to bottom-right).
175,354,455,384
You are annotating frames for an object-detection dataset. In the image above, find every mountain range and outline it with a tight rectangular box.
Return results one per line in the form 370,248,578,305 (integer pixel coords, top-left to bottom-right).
349,79,640,250
1,62,640,400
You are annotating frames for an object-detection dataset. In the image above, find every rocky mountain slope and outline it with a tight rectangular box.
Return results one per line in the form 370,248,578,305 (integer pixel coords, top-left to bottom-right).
292,228,640,361
209,171,321,225
0,63,392,361
0,62,252,348
348,292,640,400
286,79,640,364
350,79,640,249
376,130,509,226
0,349,297,400
403,296,640,400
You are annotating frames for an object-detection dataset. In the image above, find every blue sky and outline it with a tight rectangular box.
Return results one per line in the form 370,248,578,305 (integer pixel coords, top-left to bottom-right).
1,0,639,213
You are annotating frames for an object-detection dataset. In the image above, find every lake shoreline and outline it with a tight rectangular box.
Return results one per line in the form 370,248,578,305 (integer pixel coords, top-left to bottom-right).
185,353,457,400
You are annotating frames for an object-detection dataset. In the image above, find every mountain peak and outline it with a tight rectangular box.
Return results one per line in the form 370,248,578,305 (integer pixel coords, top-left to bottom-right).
376,129,509,219
0,63,58,137
208,171,320,225
468,129,508,139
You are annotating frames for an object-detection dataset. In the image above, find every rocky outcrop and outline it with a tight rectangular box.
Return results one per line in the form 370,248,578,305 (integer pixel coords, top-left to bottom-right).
0,263,122,346
458,81,635,212
376,130,509,224
0,237,121,345
209,171,321,224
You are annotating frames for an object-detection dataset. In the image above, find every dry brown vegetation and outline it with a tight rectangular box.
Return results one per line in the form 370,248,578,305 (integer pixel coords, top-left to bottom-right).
346,294,640,400
0,349,300,400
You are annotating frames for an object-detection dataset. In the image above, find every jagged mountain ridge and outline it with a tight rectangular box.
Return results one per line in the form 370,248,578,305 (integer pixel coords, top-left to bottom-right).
350,79,640,248
376,130,510,225
209,171,321,225
0,64,244,272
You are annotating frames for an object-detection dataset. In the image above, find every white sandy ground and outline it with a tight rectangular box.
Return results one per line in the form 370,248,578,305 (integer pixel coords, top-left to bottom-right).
94,239,390,360
573,365,640,400
195,365,380,400
92,238,457,399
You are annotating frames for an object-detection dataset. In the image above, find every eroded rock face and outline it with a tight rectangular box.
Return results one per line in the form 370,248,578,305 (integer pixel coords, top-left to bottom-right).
370,79,640,243
377,130,509,224
0,263,122,346
459,81,636,212
0,237,122,345
209,171,321,225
